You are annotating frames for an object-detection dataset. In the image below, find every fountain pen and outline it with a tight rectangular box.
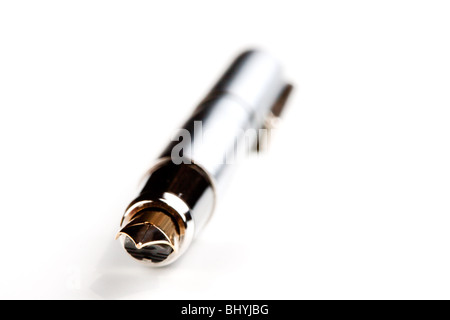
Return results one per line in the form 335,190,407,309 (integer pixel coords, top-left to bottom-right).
116,50,293,266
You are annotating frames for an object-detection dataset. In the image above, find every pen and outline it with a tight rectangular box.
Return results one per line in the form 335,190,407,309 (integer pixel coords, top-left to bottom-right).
116,50,293,266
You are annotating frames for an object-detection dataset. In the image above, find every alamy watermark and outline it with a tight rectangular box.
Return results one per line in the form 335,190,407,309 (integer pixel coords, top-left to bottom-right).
170,121,274,165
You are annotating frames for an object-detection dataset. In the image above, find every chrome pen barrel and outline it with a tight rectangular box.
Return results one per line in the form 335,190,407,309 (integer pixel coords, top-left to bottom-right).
117,50,292,266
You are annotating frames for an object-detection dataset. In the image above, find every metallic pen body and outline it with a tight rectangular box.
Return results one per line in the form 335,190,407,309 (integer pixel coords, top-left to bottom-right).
117,50,292,266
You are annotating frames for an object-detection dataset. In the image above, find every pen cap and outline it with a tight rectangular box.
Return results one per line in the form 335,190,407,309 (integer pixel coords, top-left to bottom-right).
160,49,292,188
207,50,286,123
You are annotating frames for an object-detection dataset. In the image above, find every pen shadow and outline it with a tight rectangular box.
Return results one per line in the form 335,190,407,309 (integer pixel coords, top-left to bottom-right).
89,235,246,299
89,239,166,299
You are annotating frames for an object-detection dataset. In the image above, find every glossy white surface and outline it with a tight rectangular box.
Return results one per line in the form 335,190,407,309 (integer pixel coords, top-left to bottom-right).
1,1,450,299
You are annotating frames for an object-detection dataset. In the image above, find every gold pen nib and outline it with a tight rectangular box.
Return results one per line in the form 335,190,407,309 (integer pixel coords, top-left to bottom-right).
116,210,180,263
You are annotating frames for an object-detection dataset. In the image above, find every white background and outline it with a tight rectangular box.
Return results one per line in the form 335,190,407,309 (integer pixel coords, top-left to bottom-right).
1,1,449,299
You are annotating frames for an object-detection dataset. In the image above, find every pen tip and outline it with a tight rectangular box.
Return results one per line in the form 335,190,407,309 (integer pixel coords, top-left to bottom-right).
116,210,179,264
